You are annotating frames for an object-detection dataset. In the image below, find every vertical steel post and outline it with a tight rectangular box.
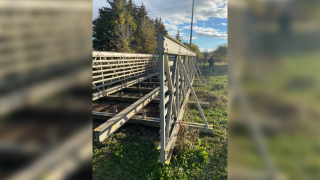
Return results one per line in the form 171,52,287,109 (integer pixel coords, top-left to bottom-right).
158,34,166,164
175,56,180,113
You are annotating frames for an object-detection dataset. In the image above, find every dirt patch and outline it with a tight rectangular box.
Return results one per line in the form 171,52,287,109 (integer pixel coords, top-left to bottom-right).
135,104,160,118
119,124,159,142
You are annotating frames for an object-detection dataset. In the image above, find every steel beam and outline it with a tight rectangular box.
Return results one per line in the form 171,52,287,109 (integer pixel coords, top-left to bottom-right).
102,94,170,104
94,86,167,142
93,112,213,133
158,34,166,164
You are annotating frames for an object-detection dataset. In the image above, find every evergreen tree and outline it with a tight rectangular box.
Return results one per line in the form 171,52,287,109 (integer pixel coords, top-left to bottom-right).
175,29,182,42
154,17,167,35
93,7,115,51
139,18,157,53
93,0,167,53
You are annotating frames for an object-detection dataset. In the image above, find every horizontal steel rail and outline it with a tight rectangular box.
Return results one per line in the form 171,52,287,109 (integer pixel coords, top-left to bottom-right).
93,51,159,58
92,72,158,100
93,67,158,84
92,51,159,101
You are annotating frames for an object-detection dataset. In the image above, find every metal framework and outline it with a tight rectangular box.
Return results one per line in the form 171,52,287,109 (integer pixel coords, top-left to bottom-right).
92,51,159,100
93,34,210,165
157,34,208,164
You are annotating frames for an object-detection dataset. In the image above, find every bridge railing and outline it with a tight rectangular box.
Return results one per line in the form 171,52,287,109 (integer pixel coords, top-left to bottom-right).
92,51,159,100
157,34,208,164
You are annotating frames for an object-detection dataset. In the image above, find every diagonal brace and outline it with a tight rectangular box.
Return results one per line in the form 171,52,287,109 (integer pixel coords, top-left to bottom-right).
177,56,209,127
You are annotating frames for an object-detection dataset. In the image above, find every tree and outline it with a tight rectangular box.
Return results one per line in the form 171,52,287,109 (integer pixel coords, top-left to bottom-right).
154,17,167,35
138,18,157,53
175,29,182,42
182,42,203,59
92,7,115,51
214,44,228,61
92,0,167,53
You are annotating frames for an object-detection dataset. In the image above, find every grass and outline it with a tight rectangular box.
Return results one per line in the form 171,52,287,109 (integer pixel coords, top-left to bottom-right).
92,62,228,180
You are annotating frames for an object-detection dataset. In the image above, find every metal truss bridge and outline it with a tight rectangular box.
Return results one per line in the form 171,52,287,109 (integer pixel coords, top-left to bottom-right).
92,34,213,164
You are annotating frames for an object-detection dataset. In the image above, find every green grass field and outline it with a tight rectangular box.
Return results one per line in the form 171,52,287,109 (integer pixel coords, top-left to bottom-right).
93,62,228,180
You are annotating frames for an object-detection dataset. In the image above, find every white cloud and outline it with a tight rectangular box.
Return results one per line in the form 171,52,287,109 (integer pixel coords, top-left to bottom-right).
168,30,177,37
93,0,227,24
136,0,227,25
220,23,227,25
183,26,190,29
192,26,227,39
164,23,178,30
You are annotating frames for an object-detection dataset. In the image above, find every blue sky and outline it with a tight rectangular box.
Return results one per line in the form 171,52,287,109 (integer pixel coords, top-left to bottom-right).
93,0,227,52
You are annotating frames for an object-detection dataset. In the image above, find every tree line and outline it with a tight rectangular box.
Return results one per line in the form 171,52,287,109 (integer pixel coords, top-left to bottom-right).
93,0,227,60
93,0,167,53
202,44,228,63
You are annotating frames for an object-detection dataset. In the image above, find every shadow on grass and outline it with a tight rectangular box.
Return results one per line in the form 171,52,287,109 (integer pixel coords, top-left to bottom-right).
93,124,163,180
